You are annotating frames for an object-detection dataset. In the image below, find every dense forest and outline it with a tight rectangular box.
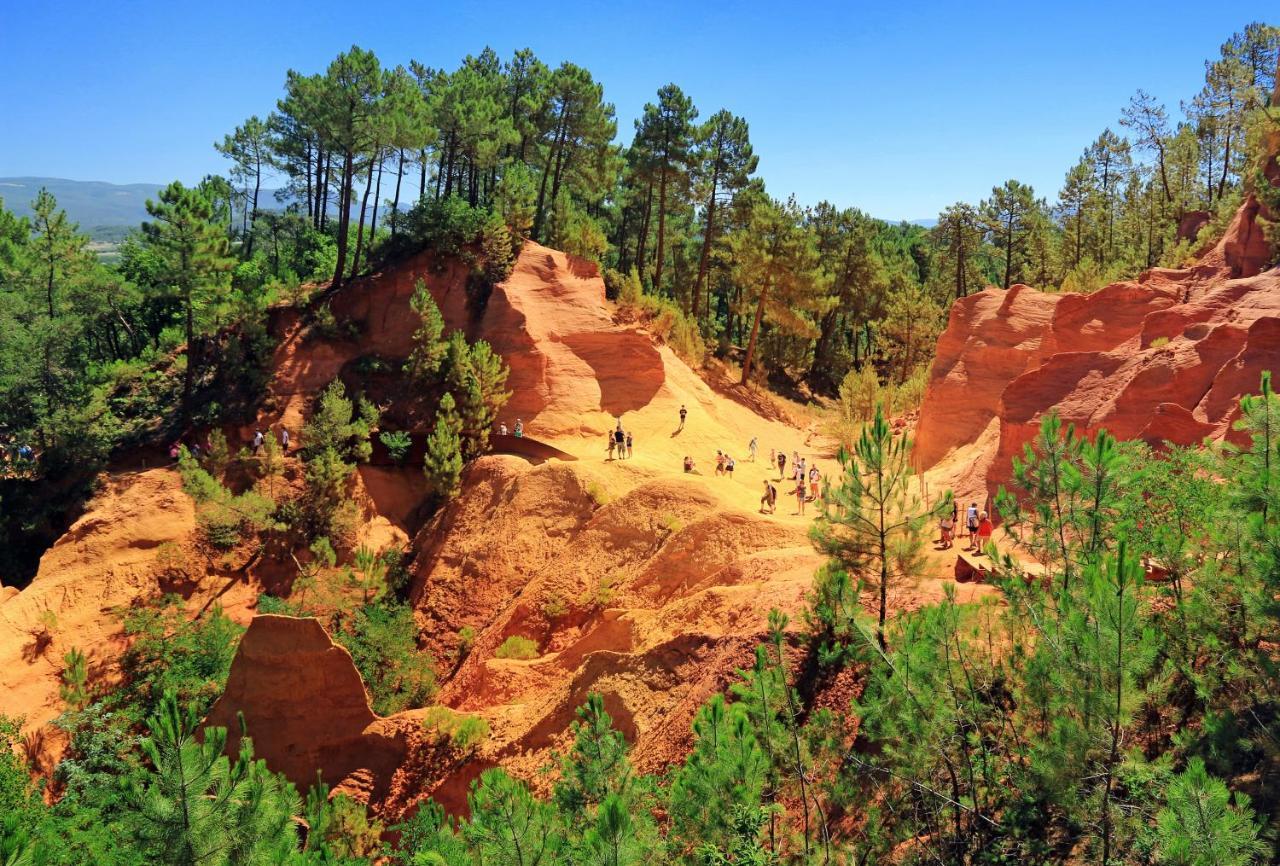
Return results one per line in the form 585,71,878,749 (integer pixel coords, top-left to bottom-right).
2,20,1280,866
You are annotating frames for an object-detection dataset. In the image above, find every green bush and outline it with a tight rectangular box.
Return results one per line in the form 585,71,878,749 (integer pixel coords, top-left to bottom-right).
334,601,437,715
383,196,490,263
379,430,413,464
421,706,490,753
608,268,706,364
117,596,244,721
493,635,539,660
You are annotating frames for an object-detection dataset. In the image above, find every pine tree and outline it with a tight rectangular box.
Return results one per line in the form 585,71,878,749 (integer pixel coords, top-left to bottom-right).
932,201,985,299
1154,757,1266,866
981,179,1040,289
464,768,562,866
729,196,827,384
140,181,235,421
133,692,301,866
811,404,943,650
691,110,756,317
59,647,90,712
423,392,464,501
214,116,272,253
553,693,631,820
406,279,447,382
634,84,698,295
667,695,768,857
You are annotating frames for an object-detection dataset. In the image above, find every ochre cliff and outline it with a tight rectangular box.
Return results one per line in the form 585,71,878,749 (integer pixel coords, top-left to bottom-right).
917,196,1280,500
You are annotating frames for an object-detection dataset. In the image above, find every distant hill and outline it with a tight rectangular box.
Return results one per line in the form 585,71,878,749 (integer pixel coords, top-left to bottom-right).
0,177,165,240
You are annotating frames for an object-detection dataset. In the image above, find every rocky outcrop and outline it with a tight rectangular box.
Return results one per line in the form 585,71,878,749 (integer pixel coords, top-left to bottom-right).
0,469,198,734
204,615,411,795
917,198,1280,497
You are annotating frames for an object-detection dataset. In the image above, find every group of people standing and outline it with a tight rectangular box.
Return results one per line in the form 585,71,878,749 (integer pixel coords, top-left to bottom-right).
607,420,633,460
939,499,994,553
759,449,821,515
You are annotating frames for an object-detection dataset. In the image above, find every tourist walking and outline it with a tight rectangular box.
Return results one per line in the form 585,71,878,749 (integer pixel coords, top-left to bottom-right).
678,404,687,431
760,479,777,514
748,437,759,462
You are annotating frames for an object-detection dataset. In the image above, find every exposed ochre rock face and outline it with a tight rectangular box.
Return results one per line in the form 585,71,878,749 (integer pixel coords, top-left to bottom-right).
0,469,198,736
917,197,1279,500
203,615,412,798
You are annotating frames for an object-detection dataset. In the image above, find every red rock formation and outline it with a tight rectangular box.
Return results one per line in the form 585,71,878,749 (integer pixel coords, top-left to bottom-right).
1177,210,1211,243
0,469,199,734
204,615,411,796
918,197,1279,499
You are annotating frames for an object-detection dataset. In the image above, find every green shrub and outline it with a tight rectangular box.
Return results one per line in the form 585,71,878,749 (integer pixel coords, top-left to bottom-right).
608,268,706,364
493,635,539,661
457,625,477,658
334,600,437,715
379,430,413,464
421,706,491,753
541,594,568,620
256,594,302,616
177,448,276,549
586,481,610,507
117,596,244,721
383,195,490,263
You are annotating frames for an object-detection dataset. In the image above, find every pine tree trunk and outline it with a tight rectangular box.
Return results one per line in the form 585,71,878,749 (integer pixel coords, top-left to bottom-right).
741,276,770,384
246,159,261,258
319,150,332,232
304,141,314,225
331,151,355,288
370,153,385,238
693,176,719,317
653,162,669,293
548,140,572,221
391,149,405,239
636,181,653,281
533,114,566,241
352,155,376,278
1003,213,1014,289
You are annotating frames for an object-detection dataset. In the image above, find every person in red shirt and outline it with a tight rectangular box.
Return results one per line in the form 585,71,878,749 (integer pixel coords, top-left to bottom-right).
976,511,994,554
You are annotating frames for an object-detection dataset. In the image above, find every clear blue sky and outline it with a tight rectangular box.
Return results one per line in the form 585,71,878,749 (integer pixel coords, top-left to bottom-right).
0,1,1274,221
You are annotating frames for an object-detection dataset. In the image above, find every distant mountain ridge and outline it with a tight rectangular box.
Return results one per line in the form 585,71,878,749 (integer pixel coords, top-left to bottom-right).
0,177,166,236
3,176,937,240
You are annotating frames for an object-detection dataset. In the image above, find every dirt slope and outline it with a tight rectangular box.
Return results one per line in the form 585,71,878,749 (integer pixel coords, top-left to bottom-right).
0,469,259,745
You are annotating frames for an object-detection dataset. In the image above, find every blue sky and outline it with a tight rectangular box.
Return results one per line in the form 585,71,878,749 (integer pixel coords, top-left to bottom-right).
0,1,1274,220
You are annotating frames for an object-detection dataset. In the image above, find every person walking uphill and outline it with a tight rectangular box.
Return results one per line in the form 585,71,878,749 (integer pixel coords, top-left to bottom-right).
678,404,687,431
777,450,787,480
626,431,633,459
966,502,979,550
